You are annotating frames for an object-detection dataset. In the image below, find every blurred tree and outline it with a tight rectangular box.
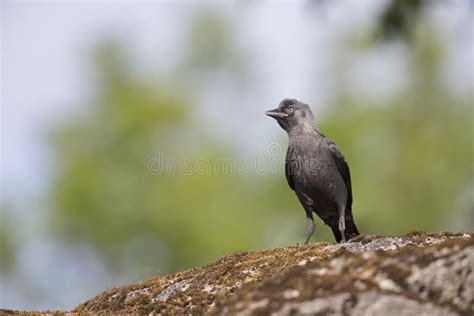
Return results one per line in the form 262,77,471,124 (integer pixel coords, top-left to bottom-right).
184,12,244,72
377,0,423,41
48,33,297,277
319,7,474,234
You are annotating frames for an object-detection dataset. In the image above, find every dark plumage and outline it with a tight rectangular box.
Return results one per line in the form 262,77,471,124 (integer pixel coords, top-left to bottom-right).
265,99,359,244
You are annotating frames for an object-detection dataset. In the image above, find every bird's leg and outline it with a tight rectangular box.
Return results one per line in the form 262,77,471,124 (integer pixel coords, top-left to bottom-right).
338,206,346,243
304,211,315,245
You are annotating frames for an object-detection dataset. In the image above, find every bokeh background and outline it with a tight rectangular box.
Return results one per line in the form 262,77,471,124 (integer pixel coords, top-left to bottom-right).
1,0,473,311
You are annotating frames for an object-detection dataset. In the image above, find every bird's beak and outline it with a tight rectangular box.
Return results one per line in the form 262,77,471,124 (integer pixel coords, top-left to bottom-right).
265,108,288,119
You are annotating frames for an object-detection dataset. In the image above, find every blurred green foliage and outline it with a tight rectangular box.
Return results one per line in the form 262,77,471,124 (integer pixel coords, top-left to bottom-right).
322,19,473,235
377,0,423,41
184,12,246,74
0,206,16,273
48,35,297,275
44,5,473,280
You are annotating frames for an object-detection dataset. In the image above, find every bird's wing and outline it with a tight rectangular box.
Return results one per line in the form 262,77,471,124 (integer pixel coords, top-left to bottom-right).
321,134,353,207
285,145,296,191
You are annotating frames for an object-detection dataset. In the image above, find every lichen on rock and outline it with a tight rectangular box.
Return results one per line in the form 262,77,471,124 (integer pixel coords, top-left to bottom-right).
212,233,473,316
70,232,472,315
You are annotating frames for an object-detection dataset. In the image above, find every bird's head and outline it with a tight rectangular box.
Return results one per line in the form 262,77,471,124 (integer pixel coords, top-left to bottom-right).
265,99,316,133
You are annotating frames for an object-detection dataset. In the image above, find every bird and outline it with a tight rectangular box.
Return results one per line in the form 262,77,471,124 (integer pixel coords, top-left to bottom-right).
265,98,359,244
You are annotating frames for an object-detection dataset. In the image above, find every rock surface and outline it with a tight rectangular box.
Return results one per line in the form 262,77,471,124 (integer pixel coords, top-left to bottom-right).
72,232,473,315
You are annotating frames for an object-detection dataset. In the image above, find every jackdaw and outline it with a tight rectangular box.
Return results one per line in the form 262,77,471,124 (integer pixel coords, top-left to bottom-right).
265,98,359,244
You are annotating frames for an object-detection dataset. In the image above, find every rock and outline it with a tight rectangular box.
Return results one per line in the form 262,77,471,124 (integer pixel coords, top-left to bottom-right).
213,234,473,315
73,232,473,315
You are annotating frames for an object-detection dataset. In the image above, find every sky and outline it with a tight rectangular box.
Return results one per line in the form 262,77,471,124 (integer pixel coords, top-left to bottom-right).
1,0,472,311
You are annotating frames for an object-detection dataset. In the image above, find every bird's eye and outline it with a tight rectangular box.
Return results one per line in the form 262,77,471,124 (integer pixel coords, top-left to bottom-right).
288,107,294,113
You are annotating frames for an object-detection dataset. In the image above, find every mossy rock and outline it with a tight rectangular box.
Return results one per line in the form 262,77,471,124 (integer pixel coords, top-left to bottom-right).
72,231,472,315
4,232,472,315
